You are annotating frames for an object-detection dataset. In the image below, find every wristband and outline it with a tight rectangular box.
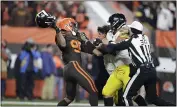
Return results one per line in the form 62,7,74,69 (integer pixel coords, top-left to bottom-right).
55,27,60,34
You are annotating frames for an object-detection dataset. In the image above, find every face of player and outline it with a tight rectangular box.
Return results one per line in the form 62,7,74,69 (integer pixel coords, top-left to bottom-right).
61,30,72,37
98,32,106,40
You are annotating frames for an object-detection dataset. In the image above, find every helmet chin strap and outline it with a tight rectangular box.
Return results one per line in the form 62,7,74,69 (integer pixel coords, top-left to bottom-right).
66,25,76,36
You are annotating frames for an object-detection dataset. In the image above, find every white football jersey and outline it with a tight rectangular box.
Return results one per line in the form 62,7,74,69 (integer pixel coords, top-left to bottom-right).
103,30,131,74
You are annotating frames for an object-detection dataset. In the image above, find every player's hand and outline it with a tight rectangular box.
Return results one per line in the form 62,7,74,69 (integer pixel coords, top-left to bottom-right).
78,32,89,42
50,20,57,29
93,38,102,46
95,43,103,49
54,26,61,34
50,21,61,33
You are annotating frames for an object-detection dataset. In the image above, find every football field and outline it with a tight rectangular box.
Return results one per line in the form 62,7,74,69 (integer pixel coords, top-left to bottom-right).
1,100,104,106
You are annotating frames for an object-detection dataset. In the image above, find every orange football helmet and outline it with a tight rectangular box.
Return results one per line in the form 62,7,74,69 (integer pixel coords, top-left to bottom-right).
56,18,78,35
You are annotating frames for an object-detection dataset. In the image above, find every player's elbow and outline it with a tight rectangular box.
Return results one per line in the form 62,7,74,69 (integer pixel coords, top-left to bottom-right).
60,43,66,47
56,42,66,48
55,34,66,47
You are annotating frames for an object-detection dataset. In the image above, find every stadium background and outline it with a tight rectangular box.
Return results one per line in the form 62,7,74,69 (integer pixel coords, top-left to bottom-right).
1,1,176,106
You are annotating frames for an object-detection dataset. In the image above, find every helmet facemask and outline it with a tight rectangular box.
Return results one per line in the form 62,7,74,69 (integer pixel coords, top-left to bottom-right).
64,21,78,36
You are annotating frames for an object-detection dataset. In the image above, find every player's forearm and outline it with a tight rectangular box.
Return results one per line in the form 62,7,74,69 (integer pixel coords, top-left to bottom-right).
93,49,103,56
109,43,128,51
55,33,66,47
81,41,103,56
97,43,114,54
104,39,131,53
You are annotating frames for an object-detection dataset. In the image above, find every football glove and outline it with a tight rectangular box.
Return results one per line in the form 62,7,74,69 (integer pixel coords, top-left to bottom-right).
93,38,102,46
77,32,89,42
51,22,61,34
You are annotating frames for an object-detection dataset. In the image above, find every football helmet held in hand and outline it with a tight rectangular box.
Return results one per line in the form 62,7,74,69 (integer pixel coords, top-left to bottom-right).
35,10,56,28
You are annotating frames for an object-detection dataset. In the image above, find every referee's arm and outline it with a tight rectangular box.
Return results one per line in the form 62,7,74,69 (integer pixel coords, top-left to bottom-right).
98,38,132,54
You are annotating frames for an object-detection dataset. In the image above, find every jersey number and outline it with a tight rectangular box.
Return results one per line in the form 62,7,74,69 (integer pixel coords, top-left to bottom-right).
70,40,81,53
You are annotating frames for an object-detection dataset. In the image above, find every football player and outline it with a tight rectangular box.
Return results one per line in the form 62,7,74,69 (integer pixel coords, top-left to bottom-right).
35,10,102,106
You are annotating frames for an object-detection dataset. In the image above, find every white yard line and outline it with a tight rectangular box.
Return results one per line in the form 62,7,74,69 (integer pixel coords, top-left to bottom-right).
1,101,104,106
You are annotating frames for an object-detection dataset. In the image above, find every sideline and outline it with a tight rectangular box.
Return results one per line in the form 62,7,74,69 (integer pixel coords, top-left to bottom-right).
1,101,104,106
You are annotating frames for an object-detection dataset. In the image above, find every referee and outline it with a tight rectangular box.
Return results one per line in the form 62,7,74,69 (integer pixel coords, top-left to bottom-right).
98,21,175,106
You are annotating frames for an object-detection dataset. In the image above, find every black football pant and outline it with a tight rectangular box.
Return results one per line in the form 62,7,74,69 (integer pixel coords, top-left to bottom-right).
123,66,175,106
57,61,98,106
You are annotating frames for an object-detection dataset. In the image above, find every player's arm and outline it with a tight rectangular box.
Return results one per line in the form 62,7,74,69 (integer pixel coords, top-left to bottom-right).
96,26,131,56
98,38,132,54
83,38,110,56
82,41,103,56
54,26,66,48
77,32,103,56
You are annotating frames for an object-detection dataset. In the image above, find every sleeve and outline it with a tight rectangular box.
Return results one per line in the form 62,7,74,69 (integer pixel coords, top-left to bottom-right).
81,41,96,54
99,38,131,54
55,36,65,51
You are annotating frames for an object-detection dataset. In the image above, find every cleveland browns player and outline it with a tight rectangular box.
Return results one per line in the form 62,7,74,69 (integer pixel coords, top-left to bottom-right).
35,10,102,106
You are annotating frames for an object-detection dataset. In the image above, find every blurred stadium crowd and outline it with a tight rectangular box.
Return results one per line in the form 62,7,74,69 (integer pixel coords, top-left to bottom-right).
1,1,89,29
1,1,176,103
120,1,176,31
2,1,176,30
